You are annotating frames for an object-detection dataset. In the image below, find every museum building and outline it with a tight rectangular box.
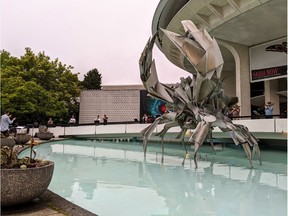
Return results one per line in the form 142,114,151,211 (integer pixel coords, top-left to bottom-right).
79,0,287,123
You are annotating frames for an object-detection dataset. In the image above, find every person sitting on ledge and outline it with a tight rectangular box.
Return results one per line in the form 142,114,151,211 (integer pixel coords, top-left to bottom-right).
69,115,76,126
94,115,101,125
47,117,54,127
103,114,108,125
142,114,148,123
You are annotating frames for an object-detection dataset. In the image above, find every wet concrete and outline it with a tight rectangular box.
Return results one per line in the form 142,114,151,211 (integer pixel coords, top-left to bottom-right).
1,190,97,216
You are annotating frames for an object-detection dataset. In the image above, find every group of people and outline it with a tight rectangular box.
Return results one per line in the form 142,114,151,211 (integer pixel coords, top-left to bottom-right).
47,114,109,127
94,114,108,125
227,101,274,119
46,115,76,126
0,102,275,137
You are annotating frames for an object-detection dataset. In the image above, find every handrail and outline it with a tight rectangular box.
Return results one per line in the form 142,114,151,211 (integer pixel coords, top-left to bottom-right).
36,118,287,140
52,114,286,127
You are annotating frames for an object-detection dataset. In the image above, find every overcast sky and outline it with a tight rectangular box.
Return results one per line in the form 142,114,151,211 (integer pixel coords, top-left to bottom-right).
1,0,188,85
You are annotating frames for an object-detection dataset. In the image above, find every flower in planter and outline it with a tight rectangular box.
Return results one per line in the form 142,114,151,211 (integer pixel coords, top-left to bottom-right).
1,138,50,169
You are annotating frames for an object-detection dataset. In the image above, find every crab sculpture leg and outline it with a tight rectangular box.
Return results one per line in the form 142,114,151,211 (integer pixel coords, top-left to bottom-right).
236,124,261,164
139,20,261,168
140,111,184,162
228,124,262,166
140,111,178,156
206,127,217,155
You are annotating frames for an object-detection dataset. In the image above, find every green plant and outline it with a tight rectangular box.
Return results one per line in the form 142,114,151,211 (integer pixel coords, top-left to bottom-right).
38,125,49,133
1,138,50,169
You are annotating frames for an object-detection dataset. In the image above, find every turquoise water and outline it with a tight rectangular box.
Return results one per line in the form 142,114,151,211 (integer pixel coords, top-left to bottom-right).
20,139,287,216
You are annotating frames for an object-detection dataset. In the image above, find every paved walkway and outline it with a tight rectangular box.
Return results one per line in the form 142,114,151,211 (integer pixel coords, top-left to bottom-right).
2,189,96,216
1,198,65,216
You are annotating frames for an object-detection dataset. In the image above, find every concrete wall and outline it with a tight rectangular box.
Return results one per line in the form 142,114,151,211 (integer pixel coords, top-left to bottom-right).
42,119,287,138
79,90,140,124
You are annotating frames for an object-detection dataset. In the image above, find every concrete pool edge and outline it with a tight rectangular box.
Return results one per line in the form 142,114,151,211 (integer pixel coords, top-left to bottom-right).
39,189,97,216
1,189,97,216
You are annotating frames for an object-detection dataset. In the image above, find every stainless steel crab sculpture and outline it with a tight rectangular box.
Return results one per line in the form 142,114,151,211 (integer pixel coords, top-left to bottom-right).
139,20,261,168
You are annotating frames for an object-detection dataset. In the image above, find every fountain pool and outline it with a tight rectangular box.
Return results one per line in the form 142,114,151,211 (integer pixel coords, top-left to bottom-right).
19,139,287,216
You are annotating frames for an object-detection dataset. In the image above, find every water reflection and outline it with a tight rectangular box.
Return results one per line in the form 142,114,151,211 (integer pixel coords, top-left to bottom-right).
20,140,287,216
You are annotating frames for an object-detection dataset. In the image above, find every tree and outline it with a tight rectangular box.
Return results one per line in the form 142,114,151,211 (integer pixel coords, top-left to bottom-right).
0,48,80,125
81,68,102,90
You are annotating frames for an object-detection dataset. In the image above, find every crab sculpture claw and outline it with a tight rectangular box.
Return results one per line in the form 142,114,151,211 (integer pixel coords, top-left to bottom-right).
139,34,157,83
161,20,223,78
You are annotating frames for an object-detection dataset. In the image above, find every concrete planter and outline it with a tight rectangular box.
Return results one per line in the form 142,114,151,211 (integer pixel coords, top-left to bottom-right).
14,134,31,145
0,137,16,148
1,161,54,206
37,132,54,140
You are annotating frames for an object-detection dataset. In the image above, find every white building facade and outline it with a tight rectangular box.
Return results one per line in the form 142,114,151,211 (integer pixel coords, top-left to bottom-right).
79,85,144,124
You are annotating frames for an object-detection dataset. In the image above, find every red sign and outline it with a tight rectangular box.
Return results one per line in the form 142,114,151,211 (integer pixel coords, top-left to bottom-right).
251,65,287,81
